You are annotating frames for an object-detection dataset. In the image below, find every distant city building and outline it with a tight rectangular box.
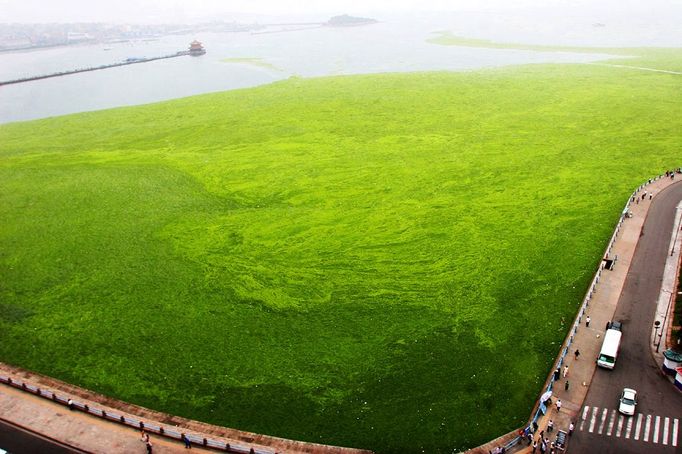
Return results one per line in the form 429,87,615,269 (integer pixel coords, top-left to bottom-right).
67,32,94,43
188,40,206,56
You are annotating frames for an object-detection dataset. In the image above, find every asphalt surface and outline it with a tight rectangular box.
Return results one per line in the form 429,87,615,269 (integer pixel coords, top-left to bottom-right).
568,182,682,453
0,419,84,454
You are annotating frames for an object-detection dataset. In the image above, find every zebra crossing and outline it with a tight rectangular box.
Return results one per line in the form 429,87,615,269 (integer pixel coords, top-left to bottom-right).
579,405,680,447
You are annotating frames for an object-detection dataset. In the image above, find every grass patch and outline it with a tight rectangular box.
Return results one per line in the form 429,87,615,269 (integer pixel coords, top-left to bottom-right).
0,57,681,452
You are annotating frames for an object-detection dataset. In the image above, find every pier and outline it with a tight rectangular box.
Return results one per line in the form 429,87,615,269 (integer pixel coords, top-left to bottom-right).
0,50,190,87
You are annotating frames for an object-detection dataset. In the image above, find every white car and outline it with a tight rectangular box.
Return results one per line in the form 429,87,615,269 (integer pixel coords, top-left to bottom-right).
619,388,637,415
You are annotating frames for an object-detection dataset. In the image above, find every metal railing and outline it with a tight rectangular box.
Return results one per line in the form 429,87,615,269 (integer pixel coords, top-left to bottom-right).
0,375,275,454
510,171,678,450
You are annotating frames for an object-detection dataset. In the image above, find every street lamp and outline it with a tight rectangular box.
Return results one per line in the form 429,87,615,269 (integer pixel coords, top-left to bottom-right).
654,321,661,351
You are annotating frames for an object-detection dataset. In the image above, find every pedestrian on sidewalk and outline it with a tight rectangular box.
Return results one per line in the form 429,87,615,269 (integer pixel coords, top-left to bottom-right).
553,368,560,381
565,380,570,391
586,315,590,327
146,440,153,454
532,439,538,453
563,365,569,378
574,349,580,360
141,431,150,443
650,192,653,200
67,398,74,410
182,433,192,449
547,419,554,432
556,399,562,412
568,422,575,435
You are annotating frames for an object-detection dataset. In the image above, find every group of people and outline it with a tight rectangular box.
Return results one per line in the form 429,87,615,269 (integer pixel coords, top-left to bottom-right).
665,169,681,179
140,430,192,452
523,420,574,454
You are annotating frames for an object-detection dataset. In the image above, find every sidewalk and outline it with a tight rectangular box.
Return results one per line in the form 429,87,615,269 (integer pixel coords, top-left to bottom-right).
0,363,370,454
507,175,682,454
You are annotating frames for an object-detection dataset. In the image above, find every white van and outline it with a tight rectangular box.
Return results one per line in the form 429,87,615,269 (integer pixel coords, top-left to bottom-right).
597,328,622,369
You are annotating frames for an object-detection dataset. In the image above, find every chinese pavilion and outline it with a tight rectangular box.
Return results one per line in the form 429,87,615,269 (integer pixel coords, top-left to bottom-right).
188,40,206,56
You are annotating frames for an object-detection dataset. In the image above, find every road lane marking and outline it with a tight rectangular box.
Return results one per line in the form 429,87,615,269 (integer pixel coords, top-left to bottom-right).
634,413,643,440
663,417,669,445
644,415,652,442
606,410,616,436
589,407,599,433
598,408,609,434
654,415,661,443
625,415,633,439
673,419,678,447
580,406,589,431
616,415,624,437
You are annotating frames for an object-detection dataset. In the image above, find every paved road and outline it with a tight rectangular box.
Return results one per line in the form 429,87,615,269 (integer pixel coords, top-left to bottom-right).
569,182,682,453
0,418,84,454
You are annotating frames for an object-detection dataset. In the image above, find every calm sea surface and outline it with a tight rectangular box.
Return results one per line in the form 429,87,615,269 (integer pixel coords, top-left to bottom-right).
1,11,679,124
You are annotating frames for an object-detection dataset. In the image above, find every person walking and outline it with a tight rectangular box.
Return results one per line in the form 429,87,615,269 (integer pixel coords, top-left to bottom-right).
556,399,562,412
565,380,570,391
553,368,560,381
568,422,575,436
574,349,580,360
547,419,554,432
563,365,569,378
146,440,153,454
586,315,590,327
532,439,538,454
182,433,192,449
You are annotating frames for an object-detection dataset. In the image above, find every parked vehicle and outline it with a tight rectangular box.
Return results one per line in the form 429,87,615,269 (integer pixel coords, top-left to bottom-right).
619,388,637,415
609,320,623,331
597,328,622,369
554,429,567,451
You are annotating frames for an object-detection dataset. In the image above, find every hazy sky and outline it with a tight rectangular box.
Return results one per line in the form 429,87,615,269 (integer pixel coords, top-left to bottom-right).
2,0,680,23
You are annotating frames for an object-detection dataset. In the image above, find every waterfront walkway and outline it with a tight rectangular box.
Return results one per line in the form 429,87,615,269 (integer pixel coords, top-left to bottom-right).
0,52,189,87
0,363,369,454
469,174,682,454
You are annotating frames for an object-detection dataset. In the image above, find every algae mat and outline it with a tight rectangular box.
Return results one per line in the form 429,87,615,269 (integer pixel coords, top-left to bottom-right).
0,60,681,452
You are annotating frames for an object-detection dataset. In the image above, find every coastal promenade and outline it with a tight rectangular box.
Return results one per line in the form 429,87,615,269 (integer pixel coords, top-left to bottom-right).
470,174,682,454
0,363,370,454
0,51,190,87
